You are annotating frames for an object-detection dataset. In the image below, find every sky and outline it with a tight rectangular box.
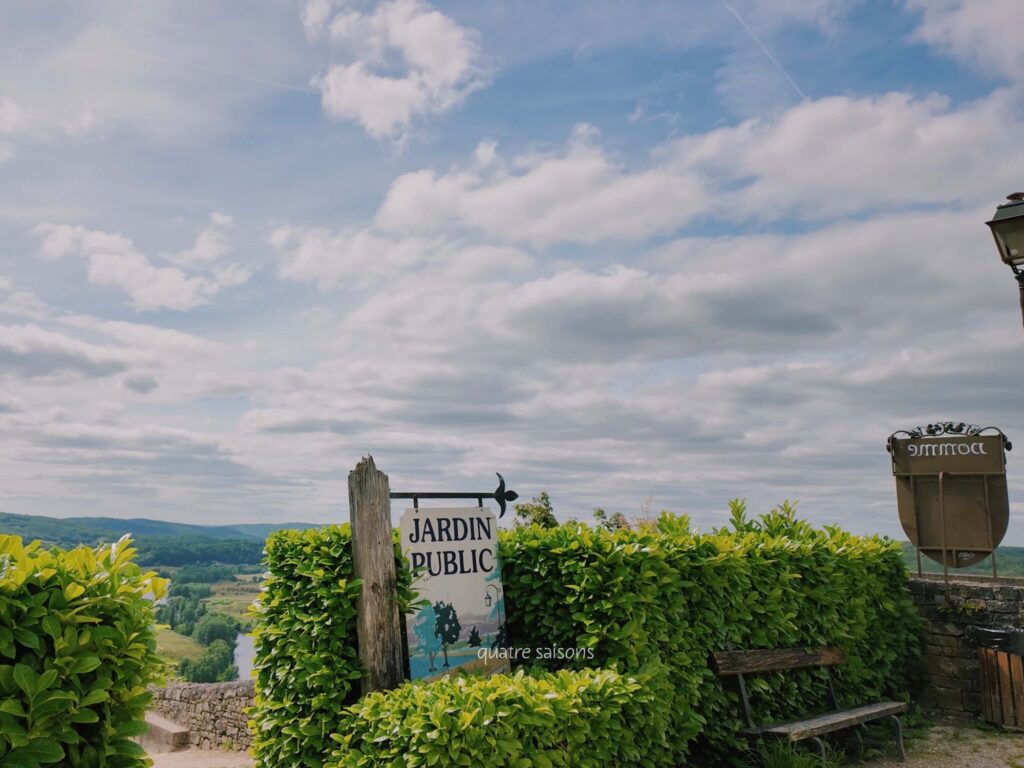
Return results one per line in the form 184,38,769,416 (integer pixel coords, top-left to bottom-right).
1,0,1023,542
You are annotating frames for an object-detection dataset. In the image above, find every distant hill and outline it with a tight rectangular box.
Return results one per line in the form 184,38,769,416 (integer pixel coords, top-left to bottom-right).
222,522,321,539
0,511,320,566
901,542,1024,577
0,511,319,546
55,516,268,541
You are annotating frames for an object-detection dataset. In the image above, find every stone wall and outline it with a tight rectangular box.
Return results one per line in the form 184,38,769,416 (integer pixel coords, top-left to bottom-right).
908,576,1024,718
149,680,254,750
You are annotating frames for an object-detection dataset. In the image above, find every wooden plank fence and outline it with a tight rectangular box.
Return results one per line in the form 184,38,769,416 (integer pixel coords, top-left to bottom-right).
979,647,1024,727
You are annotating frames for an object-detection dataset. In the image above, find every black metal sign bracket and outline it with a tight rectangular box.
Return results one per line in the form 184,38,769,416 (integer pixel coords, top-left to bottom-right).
390,473,519,518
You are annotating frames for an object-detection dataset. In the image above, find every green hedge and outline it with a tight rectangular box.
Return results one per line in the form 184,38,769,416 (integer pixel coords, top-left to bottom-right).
499,506,923,762
0,534,166,768
248,525,416,768
327,667,668,768
249,507,922,767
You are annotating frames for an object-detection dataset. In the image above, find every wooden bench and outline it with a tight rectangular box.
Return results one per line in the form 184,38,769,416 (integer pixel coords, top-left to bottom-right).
711,647,907,763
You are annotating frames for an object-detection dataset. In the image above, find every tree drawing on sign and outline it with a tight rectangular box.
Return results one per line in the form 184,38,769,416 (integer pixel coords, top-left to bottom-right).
467,626,481,647
434,601,461,668
412,604,442,673
491,622,508,650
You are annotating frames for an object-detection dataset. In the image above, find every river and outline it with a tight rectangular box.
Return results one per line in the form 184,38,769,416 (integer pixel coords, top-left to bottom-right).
233,632,254,679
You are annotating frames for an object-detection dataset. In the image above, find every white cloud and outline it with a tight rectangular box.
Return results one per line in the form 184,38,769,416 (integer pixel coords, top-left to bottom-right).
0,96,28,162
377,92,1022,245
271,225,430,289
740,0,855,33
308,0,485,139
270,221,532,290
907,0,1024,82
122,372,159,394
679,90,1021,220
0,96,27,134
170,212,235,267
0,323,149,379
32,215,250,311
62,109,98,138
377,125,707,246
303,0,340,40
0,5,317,145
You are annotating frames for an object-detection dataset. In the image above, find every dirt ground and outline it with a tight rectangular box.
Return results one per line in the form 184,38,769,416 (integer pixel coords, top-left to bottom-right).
149,750,252,768
148,724,1024,768
864,724,1024,768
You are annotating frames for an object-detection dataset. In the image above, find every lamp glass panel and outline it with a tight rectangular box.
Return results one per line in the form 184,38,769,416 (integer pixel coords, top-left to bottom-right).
991,215,1024,266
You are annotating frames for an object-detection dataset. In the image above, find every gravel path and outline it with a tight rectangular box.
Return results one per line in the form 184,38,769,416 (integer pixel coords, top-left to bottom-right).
864,724,1024,768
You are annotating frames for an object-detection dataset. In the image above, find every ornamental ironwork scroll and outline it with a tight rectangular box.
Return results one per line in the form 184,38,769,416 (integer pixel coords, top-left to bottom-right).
887,422,1011,579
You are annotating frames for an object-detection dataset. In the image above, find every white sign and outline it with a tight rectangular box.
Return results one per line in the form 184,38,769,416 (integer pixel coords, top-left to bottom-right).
399,507,508,681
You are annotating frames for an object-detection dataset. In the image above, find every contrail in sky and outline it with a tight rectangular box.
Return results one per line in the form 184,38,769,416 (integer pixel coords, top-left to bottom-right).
716,0,809,102
121,48,314,94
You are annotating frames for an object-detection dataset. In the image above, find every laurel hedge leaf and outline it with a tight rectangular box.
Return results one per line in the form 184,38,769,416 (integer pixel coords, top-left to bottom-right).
0,534,166,768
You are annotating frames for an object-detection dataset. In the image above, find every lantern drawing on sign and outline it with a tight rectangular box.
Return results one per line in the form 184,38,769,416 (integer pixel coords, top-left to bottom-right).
485,575,507,649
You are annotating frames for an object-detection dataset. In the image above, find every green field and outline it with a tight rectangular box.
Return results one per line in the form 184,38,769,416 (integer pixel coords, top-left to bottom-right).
155,624,205,664
204,577,262,627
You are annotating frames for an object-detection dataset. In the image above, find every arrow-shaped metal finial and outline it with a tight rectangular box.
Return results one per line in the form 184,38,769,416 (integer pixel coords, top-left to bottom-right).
495,473,519,518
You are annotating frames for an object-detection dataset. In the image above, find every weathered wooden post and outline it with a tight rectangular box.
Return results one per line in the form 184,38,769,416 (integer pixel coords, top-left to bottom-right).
348,455,404,694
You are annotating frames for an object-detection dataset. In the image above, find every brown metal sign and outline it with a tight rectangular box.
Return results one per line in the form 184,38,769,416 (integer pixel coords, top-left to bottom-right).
888,422,1011,572
890,435,1006,475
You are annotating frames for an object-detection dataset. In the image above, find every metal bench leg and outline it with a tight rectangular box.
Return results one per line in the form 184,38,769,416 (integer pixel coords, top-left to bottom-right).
889,715,906,762
853,723,866,757
809,737,827,767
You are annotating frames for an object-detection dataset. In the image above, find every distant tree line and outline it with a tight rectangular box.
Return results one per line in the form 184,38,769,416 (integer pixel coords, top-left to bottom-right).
137,536,264,566
156,594,207,636
160,564,238,583
513,492,646,531
179,612,242,683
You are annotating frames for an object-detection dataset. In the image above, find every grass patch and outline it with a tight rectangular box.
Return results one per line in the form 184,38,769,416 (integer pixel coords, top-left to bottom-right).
205,579,261,627
155,623,205,664
744,740,842,768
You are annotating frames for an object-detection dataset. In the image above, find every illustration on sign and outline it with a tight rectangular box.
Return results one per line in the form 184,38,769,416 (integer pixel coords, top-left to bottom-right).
399,506,509,681
887,421,1011,573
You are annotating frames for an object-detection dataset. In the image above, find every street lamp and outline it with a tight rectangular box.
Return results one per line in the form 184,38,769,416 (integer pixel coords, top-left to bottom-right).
986,192,1024,326
484,584,501,608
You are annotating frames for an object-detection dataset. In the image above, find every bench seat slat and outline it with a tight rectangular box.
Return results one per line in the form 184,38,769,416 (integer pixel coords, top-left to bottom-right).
741,701,907,740
712,647,845,675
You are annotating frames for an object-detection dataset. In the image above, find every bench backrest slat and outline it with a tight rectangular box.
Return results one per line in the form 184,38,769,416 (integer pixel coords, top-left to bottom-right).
711,647,845,676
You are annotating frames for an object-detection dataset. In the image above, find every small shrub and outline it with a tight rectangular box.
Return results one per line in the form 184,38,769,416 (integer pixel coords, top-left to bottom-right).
154,595,206,635
745,739,842,768
170,583,212,600
328,667,668,768
179,639,237,683
0,534,167,767
191,613,240,646
248,525,416,768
